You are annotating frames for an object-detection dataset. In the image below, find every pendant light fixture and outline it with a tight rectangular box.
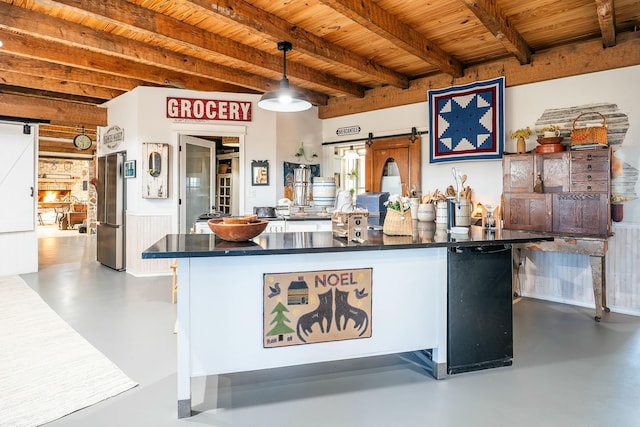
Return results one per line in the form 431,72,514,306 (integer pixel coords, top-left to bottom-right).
258,41,312,113
343,146,359,160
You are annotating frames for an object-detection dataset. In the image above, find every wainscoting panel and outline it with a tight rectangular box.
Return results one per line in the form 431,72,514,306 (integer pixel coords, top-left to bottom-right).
519,223,640,316
606,223,640,315
126,213,173,276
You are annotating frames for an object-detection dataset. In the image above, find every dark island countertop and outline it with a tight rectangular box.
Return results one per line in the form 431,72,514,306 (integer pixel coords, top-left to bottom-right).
142,225,554,259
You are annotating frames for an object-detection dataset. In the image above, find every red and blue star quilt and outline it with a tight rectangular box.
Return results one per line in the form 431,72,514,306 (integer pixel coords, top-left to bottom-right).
428,77,505,163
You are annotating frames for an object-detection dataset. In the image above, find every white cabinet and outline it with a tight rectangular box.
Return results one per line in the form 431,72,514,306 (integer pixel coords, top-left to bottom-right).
286,220,331,232
264,221,286,233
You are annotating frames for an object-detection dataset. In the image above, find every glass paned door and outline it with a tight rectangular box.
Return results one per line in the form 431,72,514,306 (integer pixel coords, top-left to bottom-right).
179,136,213,233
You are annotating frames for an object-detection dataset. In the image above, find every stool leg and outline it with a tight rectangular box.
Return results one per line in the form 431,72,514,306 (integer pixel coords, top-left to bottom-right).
171,264,178,304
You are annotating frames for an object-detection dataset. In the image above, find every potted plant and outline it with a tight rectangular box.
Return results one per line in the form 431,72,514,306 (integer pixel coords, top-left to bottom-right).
294,142,318,162
539,124,561,138
384,193,410,212
510,127,532,153
346,169,359,197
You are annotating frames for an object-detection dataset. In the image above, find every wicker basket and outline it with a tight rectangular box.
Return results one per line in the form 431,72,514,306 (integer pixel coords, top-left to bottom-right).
383,204,413,236
570,112,608,146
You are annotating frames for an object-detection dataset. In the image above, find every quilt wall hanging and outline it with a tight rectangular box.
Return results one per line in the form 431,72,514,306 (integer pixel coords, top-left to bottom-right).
428,76,505,163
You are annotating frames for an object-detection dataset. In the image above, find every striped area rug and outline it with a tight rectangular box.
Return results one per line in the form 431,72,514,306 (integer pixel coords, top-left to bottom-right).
0,276,137,426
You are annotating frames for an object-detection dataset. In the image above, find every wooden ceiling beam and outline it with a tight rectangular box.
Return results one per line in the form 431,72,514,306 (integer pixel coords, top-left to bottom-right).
0,92,107,126
0,52,148,93
320,30,640,118
0,83,105,105
0,5,277,94
38,140,96,155
35,0,340,99
0,68,124,101
320,0,463,77
198,0,408,89
595,0,616,47
39,126,97,140
0,31,303,105
459,0,532,64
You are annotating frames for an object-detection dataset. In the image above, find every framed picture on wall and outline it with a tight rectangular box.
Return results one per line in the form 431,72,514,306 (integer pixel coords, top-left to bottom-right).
251,160,269,186
124,160,136,178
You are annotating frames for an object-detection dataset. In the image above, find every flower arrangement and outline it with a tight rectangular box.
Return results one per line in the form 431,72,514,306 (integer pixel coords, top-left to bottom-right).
611,194,632,204
510,127,532,140
384,194,410,212
539,124,561,134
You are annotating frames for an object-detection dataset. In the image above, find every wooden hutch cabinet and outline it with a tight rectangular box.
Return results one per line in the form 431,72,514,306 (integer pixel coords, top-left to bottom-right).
503,147,611,236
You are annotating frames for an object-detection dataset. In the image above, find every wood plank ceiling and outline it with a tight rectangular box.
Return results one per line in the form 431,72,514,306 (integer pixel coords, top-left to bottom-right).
0,0,638,155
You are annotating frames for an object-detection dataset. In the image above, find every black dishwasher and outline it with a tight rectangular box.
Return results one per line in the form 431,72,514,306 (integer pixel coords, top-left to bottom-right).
447,244,513,374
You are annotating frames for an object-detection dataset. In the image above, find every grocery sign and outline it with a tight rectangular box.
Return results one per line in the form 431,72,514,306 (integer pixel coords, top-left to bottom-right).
166,97,252,121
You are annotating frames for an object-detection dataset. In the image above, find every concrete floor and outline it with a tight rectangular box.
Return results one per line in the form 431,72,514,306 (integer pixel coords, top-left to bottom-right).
19,230,640,427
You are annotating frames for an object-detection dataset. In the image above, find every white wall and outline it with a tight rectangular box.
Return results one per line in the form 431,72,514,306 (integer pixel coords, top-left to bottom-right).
102,87,323,275
507,65,640,222
321,98,505,206
275,108,323,198
322,65,640,222
322,65,640,315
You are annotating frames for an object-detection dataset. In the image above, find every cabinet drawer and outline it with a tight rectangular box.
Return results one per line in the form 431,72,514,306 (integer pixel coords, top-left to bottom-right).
570,149,609,162
571,171,609,182
571,161,609,173
570,181,609,192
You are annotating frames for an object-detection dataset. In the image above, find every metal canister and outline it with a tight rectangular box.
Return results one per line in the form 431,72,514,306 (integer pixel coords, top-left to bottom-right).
293,165,310,207
294,165,310,183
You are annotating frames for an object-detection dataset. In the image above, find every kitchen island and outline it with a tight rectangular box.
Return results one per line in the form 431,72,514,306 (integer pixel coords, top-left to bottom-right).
143,226,552,418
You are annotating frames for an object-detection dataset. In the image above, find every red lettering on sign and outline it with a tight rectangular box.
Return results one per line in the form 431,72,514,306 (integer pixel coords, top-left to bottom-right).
166,97,252,121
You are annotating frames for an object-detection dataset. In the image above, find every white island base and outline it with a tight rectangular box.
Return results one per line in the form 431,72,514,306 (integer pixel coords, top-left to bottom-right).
176,248,448,418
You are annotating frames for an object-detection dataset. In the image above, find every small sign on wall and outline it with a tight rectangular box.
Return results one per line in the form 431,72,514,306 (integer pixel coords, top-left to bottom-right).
263,268,372,348
102,125,124,150
142,143,169,198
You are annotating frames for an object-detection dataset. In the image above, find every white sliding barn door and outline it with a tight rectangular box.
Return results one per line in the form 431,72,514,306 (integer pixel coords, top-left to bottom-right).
0,123,35,233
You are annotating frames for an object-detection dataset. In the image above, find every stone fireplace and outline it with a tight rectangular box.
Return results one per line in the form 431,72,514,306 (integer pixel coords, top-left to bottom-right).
38,159,96,233
38,189,71,203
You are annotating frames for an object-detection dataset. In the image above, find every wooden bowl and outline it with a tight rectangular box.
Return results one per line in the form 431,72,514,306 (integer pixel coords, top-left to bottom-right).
535,143,565,153
537,136,564,145
208,218,268,241
222,214,258,224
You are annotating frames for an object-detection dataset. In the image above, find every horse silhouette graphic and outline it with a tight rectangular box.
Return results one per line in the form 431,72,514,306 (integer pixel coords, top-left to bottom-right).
334,288,369,337
296,288,369,342
296,289,333,343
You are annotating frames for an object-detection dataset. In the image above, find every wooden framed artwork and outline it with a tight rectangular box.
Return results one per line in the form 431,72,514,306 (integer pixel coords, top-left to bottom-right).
251,160,269,186
142,143,169,198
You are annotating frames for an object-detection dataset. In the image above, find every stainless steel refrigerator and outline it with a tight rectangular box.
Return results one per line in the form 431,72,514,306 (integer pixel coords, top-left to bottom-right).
96,152,126,270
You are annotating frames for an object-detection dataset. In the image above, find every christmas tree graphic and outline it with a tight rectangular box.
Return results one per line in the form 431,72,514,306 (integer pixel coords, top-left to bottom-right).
267,302,295,337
